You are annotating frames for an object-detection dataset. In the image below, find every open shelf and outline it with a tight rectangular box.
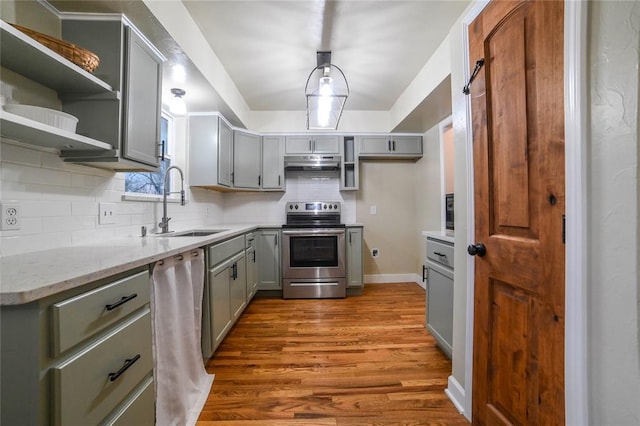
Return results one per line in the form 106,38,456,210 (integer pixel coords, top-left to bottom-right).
1,111,112,151
341,136,358,190
0,20,113,95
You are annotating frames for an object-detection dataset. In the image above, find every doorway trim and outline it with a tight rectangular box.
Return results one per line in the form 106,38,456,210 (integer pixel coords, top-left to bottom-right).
439,116,454,233
460,0,588,424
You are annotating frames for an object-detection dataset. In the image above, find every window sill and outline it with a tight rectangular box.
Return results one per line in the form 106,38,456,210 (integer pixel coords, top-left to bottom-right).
122,194,184,203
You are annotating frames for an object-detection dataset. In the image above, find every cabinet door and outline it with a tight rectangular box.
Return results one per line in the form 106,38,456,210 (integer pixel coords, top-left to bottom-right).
390,136,422,155
285,136,313,154
218,119,233,187
261,136,284,189
358,135,391,154
122,27,162,167
230,253,247,321
346,228,363,288
426,265,453,358
313,135,340,154
257,229,281,290
246,247,258,301
233,131,261,189
209,261,232,350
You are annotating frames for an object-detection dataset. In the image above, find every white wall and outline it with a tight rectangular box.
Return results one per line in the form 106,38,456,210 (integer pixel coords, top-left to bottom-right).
414,124,443,272
587,1,640,424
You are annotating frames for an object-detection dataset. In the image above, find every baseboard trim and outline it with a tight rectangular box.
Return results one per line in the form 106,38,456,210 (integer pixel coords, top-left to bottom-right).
364,274,424,288
445,375,466,418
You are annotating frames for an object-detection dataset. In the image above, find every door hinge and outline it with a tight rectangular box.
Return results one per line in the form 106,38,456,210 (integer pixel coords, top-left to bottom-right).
562,214,566,244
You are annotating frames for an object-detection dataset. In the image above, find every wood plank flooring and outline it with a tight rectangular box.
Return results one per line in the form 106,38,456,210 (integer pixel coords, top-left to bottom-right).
198,283,468,425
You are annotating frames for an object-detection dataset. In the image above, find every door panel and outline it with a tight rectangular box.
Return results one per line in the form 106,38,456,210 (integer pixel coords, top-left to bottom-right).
469,1,565,424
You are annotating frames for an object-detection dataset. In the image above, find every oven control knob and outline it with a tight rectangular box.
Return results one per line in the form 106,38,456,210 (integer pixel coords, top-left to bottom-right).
289,205,293,210
334,204,338,210
328,204,332,209
295,205,298,209
324,204,327,209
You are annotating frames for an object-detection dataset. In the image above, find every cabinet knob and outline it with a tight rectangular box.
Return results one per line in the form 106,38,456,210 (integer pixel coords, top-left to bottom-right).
467,243,487,257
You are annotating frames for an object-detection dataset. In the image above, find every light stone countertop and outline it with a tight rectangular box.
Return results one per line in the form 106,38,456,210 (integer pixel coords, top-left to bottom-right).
0,224,278,305
421,230,455,244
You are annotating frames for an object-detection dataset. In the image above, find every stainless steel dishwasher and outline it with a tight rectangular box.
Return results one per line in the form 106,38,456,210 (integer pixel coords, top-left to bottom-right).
423,235,454,358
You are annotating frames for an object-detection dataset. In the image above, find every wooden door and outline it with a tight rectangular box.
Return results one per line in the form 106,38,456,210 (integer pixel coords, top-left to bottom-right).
468,1,565,424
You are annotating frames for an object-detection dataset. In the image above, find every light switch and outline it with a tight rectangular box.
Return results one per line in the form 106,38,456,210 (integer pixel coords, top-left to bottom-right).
370,205,377,215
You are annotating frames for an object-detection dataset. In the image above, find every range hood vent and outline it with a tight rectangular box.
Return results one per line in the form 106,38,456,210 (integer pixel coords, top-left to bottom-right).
284,155,341,171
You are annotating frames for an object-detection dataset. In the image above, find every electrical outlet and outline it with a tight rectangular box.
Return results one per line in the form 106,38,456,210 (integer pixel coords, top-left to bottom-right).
98,202,116,225
1,202,21,230
371,248,379,258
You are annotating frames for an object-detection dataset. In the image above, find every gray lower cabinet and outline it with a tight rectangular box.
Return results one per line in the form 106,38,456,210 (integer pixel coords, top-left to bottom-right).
0,267,154,425
257,228,281,290
233,130,262,189
202,235,247,358
357,135,423,159
245,232,259,300
189,114,233,189
261,135,285,190
424,236,454,358
59,15,164,171
346,226,364,294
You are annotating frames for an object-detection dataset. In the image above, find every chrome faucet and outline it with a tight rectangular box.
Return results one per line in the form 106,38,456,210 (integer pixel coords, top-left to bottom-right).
158,165,185,234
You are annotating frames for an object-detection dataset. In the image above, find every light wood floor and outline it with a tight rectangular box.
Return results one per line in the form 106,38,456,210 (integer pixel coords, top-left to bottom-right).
198,283,468,425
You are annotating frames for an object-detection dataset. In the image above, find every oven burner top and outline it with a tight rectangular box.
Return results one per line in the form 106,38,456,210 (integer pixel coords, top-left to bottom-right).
285,201,343,228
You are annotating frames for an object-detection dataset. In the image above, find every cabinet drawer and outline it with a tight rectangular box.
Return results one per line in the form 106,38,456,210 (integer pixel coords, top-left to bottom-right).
426,238,454,267
209,235,244,267
51,270,150,356
106,376,154,426
52,309,153,426
245,231,257,249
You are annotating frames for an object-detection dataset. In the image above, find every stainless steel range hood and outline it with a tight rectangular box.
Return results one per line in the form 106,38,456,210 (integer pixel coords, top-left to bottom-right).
284,155,341,171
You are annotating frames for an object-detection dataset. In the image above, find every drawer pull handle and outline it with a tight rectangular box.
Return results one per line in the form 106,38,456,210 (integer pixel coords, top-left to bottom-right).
433,252,447,257
108,354,141,382
105,293,138,311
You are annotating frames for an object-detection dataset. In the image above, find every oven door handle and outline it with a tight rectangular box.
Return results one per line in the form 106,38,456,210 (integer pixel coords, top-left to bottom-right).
282,229,346,236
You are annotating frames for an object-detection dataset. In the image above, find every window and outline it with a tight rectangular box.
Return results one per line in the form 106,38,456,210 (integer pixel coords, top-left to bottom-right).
124,113,173,196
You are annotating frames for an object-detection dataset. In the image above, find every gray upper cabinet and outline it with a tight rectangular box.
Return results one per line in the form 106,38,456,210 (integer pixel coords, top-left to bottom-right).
285,135,340,154
189,114,233,189
261,136,284,190
59,15,164,171
357,135,423,159
233,130,261,189
121,28,163,167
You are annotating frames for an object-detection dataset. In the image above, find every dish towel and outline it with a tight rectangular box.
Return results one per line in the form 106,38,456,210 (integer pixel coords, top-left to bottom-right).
151,249,214,426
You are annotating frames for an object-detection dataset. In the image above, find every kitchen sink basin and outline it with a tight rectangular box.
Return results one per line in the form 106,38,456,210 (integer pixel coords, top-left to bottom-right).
163,229,228,237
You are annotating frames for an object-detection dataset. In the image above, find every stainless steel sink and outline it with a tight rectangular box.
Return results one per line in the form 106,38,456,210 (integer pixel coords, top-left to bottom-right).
163,229,228,237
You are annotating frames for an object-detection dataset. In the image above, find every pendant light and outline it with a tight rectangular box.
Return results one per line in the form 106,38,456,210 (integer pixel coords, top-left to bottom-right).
305,51,348,130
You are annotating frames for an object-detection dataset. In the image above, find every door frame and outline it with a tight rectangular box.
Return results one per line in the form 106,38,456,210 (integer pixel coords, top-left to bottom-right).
460,1,589,424
439,115,454,233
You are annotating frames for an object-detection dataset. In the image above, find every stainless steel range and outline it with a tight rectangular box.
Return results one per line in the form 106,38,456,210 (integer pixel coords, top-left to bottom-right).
281,201,346,299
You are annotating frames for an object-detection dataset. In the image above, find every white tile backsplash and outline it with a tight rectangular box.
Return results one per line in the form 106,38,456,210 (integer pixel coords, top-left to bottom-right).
0,140,356,256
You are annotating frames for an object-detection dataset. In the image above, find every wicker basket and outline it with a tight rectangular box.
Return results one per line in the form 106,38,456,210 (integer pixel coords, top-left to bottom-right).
10,23,100,73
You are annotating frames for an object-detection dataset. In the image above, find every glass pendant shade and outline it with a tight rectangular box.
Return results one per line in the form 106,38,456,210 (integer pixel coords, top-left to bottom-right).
305,62,348,130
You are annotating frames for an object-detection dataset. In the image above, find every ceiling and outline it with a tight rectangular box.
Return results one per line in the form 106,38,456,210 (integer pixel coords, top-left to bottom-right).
49,0,469,130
